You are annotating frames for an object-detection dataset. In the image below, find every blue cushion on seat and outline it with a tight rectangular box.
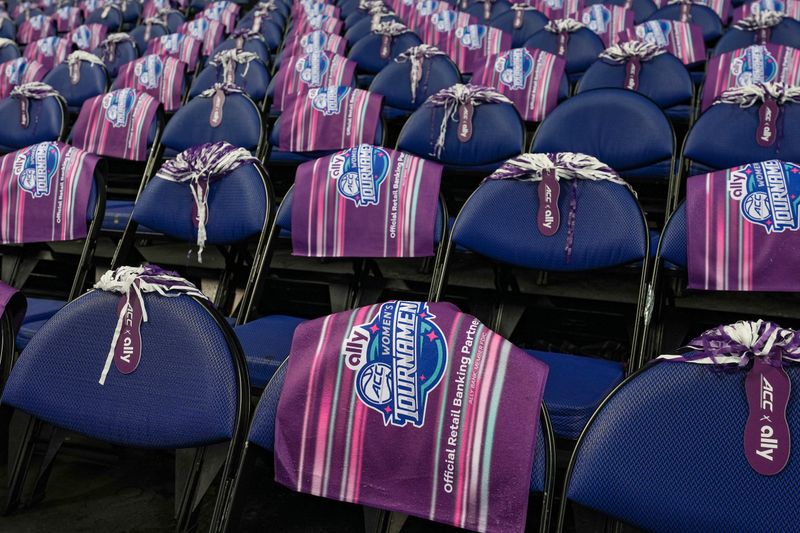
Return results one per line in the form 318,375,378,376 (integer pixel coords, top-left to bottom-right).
646,4,722,42
347,31,422,74
531,88,673,177
234,314,306,389
369,54,461,114
524,27,605,75
713,18,800,55
0,95,65,151
43,61,109,113
578,53,693,110
15,297,67,349
658,201,687,268
525,349,624,439
489,8,548,47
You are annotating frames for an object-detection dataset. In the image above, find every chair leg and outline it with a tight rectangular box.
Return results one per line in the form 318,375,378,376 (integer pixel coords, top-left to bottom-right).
175,447,206,533
216,445,256,533
4,412,39,515
28,425,68,506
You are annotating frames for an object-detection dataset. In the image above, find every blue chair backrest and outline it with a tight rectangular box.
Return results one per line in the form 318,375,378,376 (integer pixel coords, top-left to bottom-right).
646,4,722,42
369,54,462,113
0,17,15,39
132,161,269,245
524,27,605,75
0,42,21,63
714,18,800,55
584,0,656,23
578,53,693,109
163,10,186,32
489,8,548,47
1,290,244,448
0,94,65,150
453,178,647,271
212,37,271,64
86,5,122,30
130,22,168,55
119,0,141,23
43,60,108,112
161,92,263,153
396,97,525,169
14,7,44,24
531,88,673,174
234,17,284,50
189,58,270,102
658,200,686,268
464,0,512,21
565,361,800,532
684,101,800,170
344,13,401,43
347,31,423,74
94,39,138,78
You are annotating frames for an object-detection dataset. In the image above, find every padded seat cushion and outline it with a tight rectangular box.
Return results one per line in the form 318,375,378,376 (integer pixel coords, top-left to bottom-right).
234,314,306,388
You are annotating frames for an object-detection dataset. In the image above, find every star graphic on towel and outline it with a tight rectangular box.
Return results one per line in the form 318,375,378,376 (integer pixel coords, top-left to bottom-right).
420,375,426,381
792,167,799,174
419,312,427,318
370,324,380,333
426,331,438,341
745,167,753,175
766,220,773,225
384,406,392,413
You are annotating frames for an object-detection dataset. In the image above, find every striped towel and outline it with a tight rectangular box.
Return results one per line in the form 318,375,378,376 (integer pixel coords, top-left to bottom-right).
114,54,186,112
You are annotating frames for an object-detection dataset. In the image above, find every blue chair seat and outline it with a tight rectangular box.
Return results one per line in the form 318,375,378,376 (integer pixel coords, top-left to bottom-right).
664,104,692,121
15,297,66,349
524,349,624,440
234,314,306,388
102,199,158,233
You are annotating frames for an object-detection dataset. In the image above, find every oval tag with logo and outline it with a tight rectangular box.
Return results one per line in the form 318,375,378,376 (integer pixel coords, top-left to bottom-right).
210,88,225,127
557,32,569,56
113,293,143,375
744,356,791,475
380,34,391,59
625,57,640,91
456,102,473,143
757,98,779,147
537,169,560,236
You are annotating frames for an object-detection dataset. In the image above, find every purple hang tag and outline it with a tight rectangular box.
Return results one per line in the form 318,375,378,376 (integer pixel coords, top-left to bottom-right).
483,0,491,20
107,42,116,63
758,26,771,45
253,15,263,33
210,88,225,127
461,0,468,9
19,97,28,128
145,22,152,41
625,57,640,90
380,34,391,59
456,102,473,142
744,357,792,476
113,293,143,375
223,63,235,84
757,98,779,147
513,9,523,29
679,2,691,22
69,60,81,84
624,0,633,7
557,32,569,56
235,36,244,49
537,169,560,236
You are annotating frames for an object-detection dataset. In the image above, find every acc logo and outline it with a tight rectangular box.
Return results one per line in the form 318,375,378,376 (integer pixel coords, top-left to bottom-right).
308,85,349,116
582,4,611,35
543,0,564,8
186,19,208,40
36,36,59,57
28,14,46,30
71,25,92,50
751,0,785,13
343,301,448,428
306,13,330,30
296,51,330,86
4,58,28,85
328,144,390,207
160,33,184,54
300,30,328,53
455,24,486,50
135,55,163,89
431,10,457,32
495,48,534,90
204,1,228,20
14,142,60,199
56,6,73,19
636,20,671,47
102,88,137,128
729,160,800,233
731,45,778,87
417,0,439,16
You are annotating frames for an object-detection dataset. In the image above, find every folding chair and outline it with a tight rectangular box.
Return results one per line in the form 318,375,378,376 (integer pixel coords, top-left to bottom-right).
524,21,605,82
463,0,512,21
347,23,422,86
557,354,800,532
715,12,800,54
112,53,188,112
212,31,272,64
94,32,138,78
646,3,724,44
0,83,67,153
1,269,250,533
0,57,49,98
578,41,695,122
16,14,56,45
233,11,285,52
531,87,677,218
490,4,549,47
344,12,400,44
584,0,657,23
188,49,270,109
0,16,16,40
43,51,109,114
22,36,71,71
68,22,108,51
130,19,170,55
0,39,21,64
431,163,650,440
85,3,123,31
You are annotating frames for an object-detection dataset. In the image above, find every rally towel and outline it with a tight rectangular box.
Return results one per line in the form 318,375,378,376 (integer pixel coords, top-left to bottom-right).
621,20,706,66
291,145,443,257
734,0,800,22
69,23,108,51
179,18,225,56
580,4,635,46
283,30,348,60
471,48,565,123
79,0,107,19
17,15,56,45
451,24,511,74
288,12,344,36
54,6,84,33
0,141,100,244
0,58,49,99
271,51,357,112
24,37,71,71
292,1,340,20
197,1,240,33
114,54,186,112
72,89,160,161
142,0,178,18
146,33,202,71
0,281,26,334
687,160,800,292
274,301,549,533
416,9,476,49
702,44,800,111
278,86,383,153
